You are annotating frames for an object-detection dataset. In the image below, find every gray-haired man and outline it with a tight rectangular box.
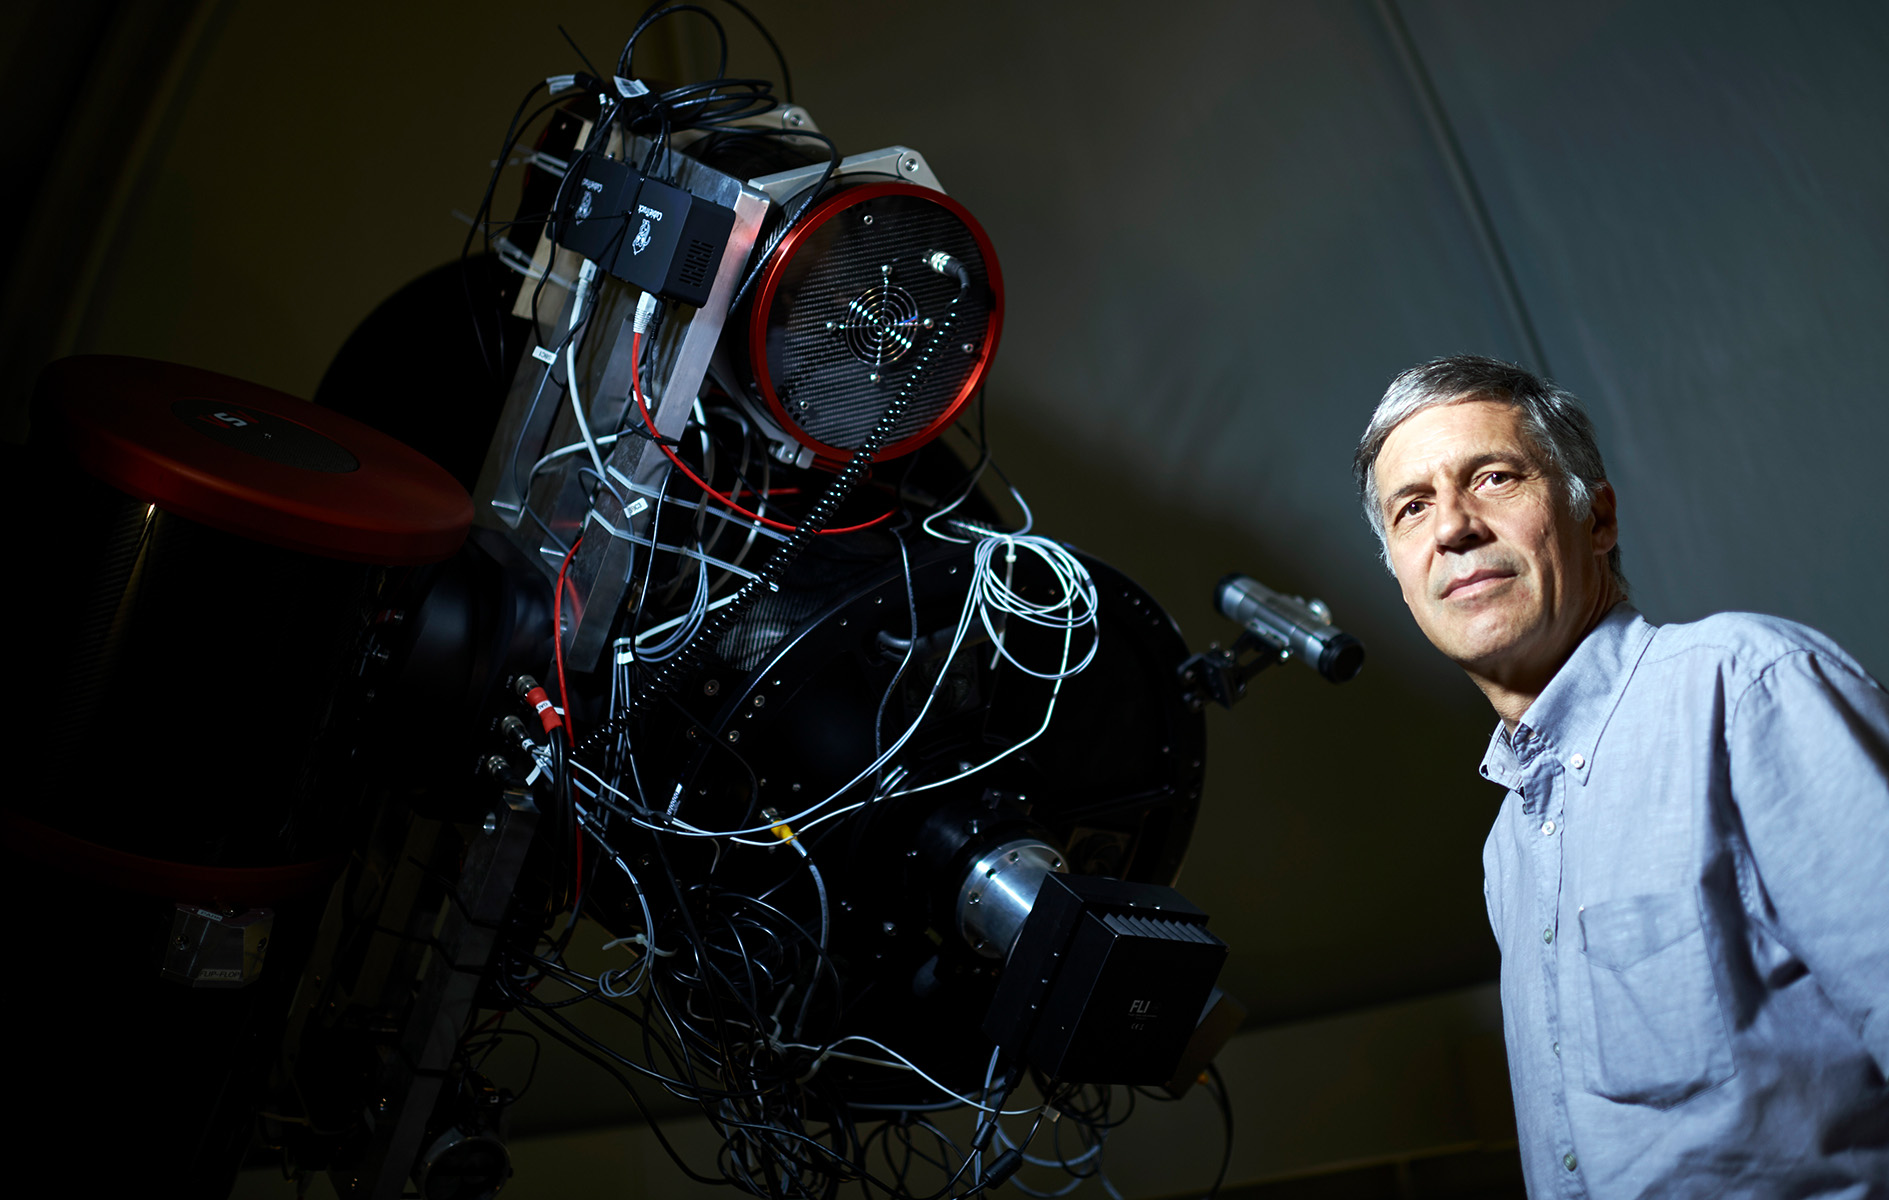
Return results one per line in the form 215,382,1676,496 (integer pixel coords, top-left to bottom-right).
1354,355,1889,1197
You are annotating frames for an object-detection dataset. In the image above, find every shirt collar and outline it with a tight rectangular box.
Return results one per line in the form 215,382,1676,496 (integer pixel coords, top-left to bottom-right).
1477,603,1654,791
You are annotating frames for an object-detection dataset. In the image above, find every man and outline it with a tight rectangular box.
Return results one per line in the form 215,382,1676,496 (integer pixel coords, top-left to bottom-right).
1354,355,1889,1197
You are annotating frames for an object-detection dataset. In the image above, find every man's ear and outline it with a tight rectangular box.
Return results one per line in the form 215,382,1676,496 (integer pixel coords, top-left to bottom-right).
1589,481,1619,555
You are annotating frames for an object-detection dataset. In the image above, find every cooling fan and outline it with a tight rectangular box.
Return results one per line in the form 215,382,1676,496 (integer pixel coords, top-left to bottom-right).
735,181,1002,469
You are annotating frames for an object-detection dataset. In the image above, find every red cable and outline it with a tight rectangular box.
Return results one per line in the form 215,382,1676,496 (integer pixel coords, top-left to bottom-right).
555,537,583,911
630,331,894,535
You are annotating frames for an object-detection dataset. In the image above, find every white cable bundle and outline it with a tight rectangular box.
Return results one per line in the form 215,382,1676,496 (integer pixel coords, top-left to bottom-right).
573,523,1103,848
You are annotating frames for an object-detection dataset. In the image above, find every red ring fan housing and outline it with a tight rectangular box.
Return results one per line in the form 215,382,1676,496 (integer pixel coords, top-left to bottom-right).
743,181,1002,467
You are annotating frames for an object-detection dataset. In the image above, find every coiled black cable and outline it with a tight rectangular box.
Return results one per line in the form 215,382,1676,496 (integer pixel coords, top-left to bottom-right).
634,269,970,709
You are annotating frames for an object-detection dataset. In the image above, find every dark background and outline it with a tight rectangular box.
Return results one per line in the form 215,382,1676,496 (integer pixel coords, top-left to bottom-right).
7,2,1884,1196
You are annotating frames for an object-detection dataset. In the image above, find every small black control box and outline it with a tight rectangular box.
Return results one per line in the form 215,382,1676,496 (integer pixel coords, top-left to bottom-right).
555,153,735,308
983,874,1227,1086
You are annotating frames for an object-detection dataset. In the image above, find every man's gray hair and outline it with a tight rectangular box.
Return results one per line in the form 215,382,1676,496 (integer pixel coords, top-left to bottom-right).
1352,355,1626,592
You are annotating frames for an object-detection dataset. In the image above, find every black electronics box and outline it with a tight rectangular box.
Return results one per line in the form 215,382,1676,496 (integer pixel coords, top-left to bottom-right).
556,154,735,308
983,874,1227,1085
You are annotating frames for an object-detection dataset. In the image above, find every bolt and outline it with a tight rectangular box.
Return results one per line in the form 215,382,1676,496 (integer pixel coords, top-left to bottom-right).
868,372,879,383
961,342,976,355
922,317,934,328
483,755,508,777
482,812,498,834
969,892,981,904
785,109,806,128
727,729,741,743
704,679,721,696
826,320,837,330
752,694,766,708
900,153,921,174
862,213,874,225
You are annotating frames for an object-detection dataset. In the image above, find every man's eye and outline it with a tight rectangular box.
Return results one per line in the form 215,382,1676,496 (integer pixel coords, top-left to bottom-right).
1479,471,1514,489
1396,499,1426,522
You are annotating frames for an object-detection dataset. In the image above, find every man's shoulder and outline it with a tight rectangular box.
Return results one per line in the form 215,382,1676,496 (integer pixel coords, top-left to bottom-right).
1641,610,1873,689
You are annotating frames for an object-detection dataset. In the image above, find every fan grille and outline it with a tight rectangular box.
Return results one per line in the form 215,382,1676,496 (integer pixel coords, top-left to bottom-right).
839,282,922,365
752,185,999,457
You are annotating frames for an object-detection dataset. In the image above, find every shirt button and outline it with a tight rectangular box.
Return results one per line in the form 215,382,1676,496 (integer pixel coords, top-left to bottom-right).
1542,820,1556,835
1552,1041,1560,1057
1569,753,1586,769
1564,1152,1578,1171
1542,927,1555,944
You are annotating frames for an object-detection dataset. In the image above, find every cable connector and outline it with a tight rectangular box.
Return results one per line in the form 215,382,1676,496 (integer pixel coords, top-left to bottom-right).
499,715,534,748
633,290,660,334
759,807,809,857
924,249,972,292
982,1148,1024,1189
513,674,564,737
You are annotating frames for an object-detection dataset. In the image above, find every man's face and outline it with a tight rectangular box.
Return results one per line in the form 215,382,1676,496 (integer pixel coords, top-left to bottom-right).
1372,398,1618,690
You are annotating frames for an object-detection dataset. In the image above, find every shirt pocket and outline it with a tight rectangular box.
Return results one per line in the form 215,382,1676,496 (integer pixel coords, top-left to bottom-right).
1578,890,1734,1108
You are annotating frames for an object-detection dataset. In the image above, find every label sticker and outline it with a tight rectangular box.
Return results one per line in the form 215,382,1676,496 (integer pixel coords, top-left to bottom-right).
531,345,558,365
615,76,650,99
625,497,650,518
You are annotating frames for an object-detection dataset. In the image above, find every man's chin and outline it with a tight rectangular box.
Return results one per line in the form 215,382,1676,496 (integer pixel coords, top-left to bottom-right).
1426,614,1537,675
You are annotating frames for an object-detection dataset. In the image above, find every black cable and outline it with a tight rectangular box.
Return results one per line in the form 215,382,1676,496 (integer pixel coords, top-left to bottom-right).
723,128,841,315
508,1001,731,1186
558,24,605,86
623,4,732,82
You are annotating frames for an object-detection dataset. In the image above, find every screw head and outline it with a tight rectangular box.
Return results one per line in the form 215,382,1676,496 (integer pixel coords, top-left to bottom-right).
482,812,498,834
703,679,721,696
727,729,741,743
862,213,874,225
867,372,880,383
960,342,976,355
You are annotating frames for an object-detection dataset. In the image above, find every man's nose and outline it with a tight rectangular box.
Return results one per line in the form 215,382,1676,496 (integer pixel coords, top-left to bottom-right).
1432,489,1486,551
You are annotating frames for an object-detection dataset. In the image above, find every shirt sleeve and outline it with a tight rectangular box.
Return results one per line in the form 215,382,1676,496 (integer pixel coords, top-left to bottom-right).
1728,649,1889,1071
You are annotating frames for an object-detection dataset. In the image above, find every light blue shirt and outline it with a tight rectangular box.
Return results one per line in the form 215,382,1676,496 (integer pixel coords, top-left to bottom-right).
1479,604,1889,1198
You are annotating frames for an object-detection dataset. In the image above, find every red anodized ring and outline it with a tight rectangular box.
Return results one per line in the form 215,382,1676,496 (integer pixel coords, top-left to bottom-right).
747,181,1005,466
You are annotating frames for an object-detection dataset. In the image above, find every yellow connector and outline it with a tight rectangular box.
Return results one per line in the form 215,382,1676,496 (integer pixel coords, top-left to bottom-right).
760,807,798,846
